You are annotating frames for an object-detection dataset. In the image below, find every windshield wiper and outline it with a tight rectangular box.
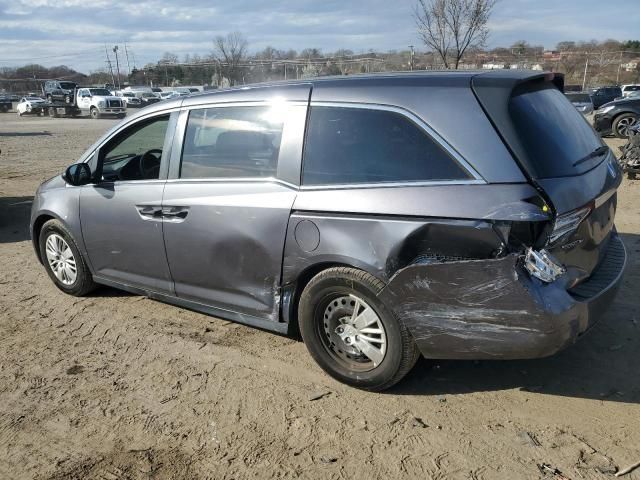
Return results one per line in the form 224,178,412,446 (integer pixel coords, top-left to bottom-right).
573,145,609,167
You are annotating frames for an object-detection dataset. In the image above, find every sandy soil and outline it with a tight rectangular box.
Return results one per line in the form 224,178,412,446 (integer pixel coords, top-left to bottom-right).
1,113,639,480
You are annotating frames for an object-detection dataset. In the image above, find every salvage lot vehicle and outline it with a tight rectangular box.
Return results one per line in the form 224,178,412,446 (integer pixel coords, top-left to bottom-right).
118,91,143,108
0,95,12,112
565,92,594,115
16,96,46,116
76,88,126,119
590,86,623,109
31,71,626,391
593,97,640,138
44,80,78,104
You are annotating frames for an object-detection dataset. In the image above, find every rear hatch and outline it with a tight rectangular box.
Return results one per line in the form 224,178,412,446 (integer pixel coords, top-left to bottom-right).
472,72,622,282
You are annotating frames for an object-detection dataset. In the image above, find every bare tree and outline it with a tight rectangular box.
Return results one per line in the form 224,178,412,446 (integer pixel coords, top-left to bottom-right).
415,0,496,69
213,32,248,86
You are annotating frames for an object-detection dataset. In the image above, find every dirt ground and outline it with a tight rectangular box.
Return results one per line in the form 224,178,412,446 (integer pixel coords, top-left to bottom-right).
1,113,639,480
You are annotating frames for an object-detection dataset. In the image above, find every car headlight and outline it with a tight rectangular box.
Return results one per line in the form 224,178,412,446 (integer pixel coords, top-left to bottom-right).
597,105,615,115
97,100,106,108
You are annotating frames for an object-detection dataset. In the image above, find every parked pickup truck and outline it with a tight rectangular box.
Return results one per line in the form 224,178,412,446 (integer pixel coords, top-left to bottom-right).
76,88,126,119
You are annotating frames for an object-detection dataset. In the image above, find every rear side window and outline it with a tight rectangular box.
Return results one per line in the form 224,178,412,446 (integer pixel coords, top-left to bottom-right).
302,106,471,185
181,106,284,179
509,86,604,178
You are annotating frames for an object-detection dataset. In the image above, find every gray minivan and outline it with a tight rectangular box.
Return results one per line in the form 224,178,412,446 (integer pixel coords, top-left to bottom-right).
31,71,626,390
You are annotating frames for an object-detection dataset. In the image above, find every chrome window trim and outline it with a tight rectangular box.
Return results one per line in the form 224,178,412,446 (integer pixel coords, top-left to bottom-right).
182,100,309,111
164,176,298,190
303,101,485,186
299,179,486,191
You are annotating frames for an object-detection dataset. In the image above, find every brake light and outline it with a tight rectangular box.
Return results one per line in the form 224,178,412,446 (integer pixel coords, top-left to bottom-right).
548,206,591,244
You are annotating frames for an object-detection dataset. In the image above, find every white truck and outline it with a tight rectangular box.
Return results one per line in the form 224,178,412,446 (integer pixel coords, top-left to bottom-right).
76,87,126,119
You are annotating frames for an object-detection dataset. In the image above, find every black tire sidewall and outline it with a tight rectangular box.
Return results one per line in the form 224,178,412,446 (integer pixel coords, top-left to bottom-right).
299,273,404,389
39,220,93,296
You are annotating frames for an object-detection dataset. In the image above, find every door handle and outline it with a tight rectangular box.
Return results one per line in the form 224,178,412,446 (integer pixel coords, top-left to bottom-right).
136,205,163,220
161,206,189,221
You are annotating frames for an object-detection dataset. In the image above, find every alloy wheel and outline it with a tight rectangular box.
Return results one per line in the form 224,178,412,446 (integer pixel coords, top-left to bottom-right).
45,233,77,285
618,116,638,137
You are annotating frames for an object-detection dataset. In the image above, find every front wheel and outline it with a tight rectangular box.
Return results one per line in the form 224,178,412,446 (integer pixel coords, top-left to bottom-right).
613,113,638,138
39,219,96,296
90,107,100,119
299,267,419,391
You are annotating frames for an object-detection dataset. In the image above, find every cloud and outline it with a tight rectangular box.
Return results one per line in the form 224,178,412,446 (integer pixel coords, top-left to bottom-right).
0,0,638,72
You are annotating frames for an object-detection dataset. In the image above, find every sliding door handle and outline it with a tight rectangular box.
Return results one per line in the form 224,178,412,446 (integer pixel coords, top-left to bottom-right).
136,205,163,220
162,206,189,221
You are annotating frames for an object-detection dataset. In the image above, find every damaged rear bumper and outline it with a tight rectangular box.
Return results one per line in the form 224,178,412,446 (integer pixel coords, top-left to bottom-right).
378,233,626,360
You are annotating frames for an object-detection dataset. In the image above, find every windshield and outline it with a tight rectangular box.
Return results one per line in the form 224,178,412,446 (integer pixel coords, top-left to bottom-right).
565,93,591,103
142,93,156,98
89,88,111,96
26,97,42,101
510,85,605,178
59,82,77,90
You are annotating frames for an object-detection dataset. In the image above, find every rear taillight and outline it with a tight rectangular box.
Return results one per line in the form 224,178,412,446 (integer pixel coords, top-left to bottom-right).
548,206,591,244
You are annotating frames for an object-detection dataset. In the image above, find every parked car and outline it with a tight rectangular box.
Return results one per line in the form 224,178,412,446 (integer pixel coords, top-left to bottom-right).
626,91,640,100
44,80,78,103
138,92,161,105
117,92,143,108
565,92,594,115
0,95,12,112
151,87,163,95
590,86,623,109
31,71,626,391
159,91,181,100
593,97,640,138
173,87,192,96
16,96,46,116
621,84,640,98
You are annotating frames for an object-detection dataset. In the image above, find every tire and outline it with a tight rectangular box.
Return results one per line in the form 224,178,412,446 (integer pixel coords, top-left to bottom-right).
90,107,100,119
49,107,59,118
613,113,638,138
39,219,96,296
298,267,419,391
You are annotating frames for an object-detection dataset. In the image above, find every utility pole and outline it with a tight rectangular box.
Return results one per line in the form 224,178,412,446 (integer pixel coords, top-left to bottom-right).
582,56,589,91
113,45,121,90
616,51,623,85
124,43,132,76
104,44,116,89
409,45,415,71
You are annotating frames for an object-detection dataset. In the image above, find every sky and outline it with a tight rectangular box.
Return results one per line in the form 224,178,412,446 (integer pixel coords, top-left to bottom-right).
0,0,638,73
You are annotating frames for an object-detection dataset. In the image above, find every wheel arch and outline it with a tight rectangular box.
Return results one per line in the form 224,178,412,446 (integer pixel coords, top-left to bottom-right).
281,260,387,337
32,213,56,263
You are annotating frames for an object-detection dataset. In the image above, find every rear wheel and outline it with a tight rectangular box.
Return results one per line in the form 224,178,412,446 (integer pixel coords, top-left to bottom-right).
39,219,96,296
299,267,419,391
613,113,638,138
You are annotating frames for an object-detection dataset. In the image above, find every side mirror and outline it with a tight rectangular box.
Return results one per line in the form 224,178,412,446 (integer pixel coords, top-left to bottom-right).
63,163,92,186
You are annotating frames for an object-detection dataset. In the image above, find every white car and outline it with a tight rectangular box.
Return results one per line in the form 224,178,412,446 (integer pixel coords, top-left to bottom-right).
159,91,181,100
621,84,640,98
16,96,46,116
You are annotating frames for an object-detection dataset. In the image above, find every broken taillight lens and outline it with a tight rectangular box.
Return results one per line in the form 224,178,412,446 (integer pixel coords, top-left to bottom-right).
548,206,591,244
524,248,566,283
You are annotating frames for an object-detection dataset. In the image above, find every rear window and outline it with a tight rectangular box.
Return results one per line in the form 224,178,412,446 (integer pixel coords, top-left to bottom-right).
509,86,604,178
302,106,471,185
59,82,76,90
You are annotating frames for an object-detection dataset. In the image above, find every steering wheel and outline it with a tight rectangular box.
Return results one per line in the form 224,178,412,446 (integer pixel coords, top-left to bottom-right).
139,149,162,179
